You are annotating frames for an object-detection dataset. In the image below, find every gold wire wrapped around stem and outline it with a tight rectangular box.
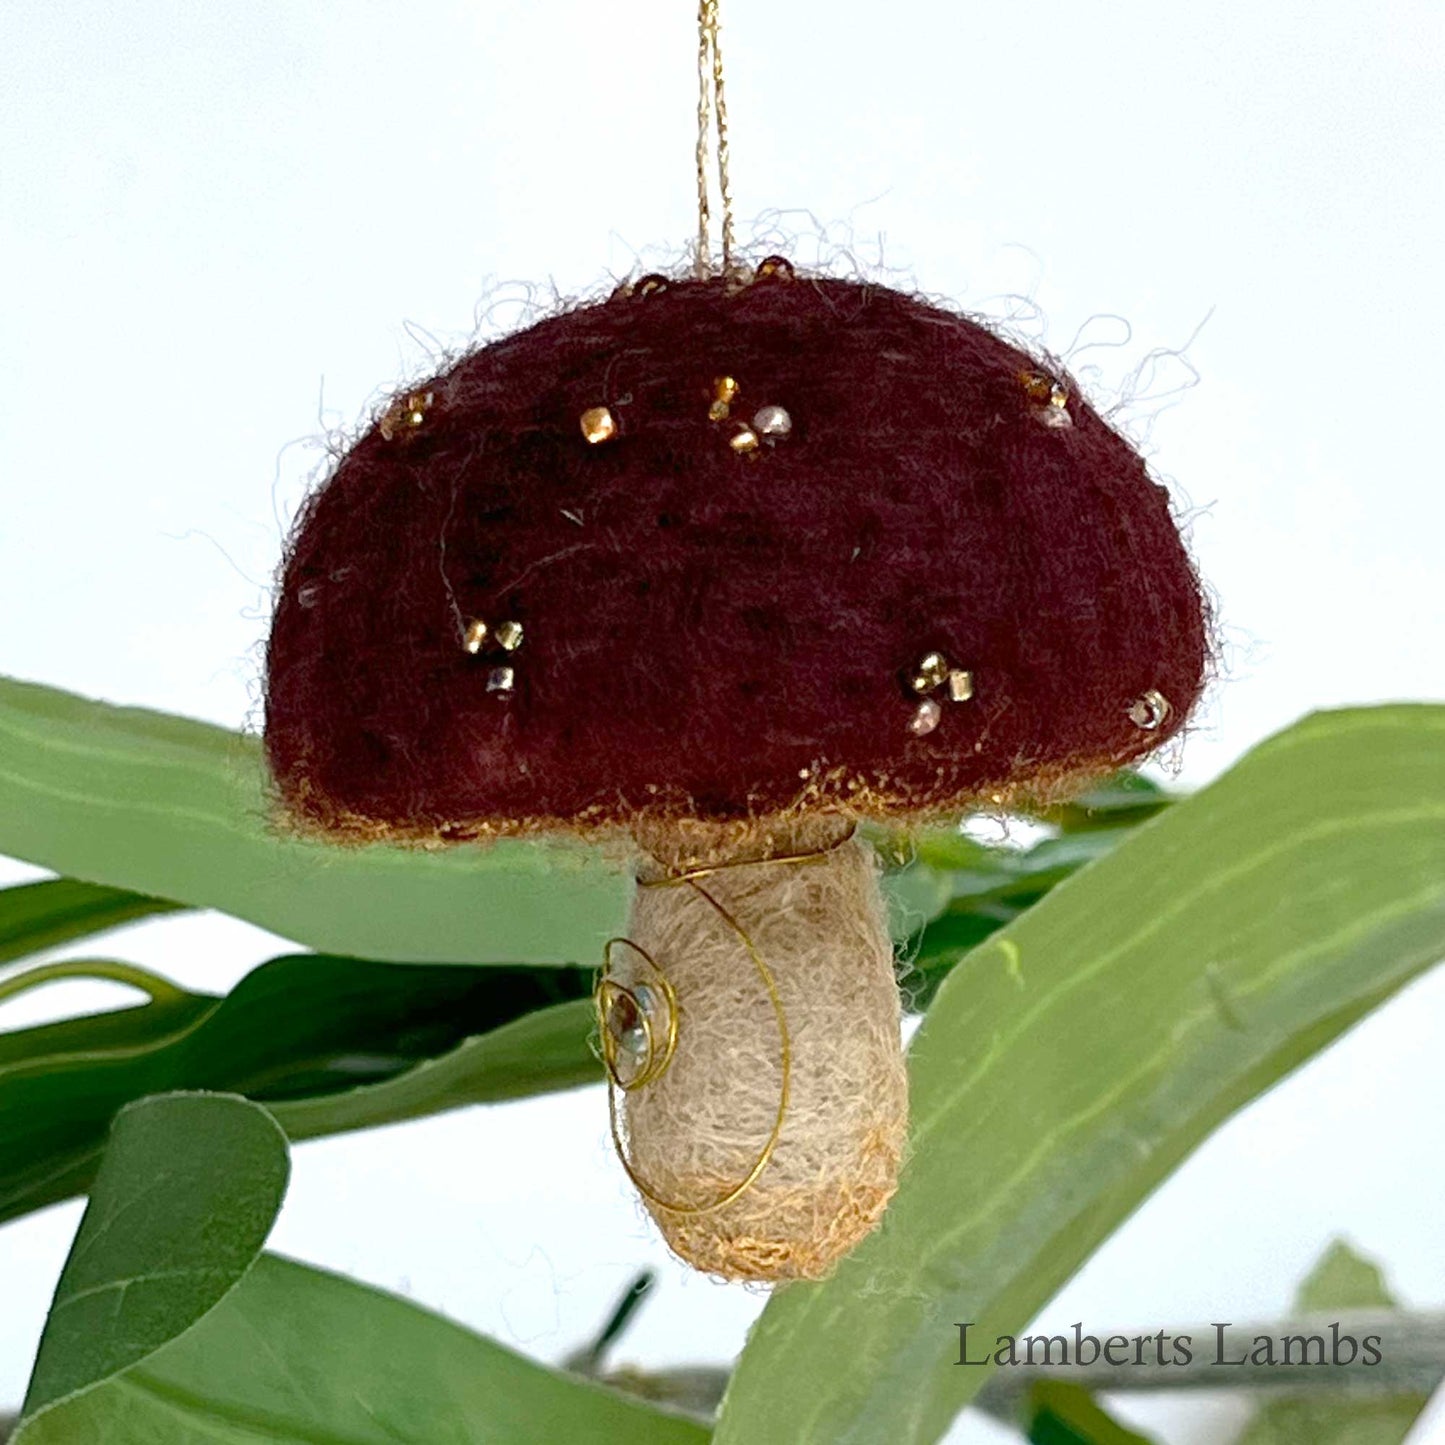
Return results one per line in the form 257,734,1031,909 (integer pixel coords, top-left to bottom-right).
595,827,858,1217
601,879,788,1217
643,824,856,888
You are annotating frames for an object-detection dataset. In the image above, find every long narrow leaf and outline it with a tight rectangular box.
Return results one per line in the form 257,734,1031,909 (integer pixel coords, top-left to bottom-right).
0,952,595,1223
269,996,599,1140
0,677,629,964
0,879,184,968
715,705,1445,1445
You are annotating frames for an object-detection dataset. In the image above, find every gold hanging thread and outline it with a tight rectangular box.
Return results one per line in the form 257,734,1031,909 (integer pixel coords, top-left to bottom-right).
695,0,735,279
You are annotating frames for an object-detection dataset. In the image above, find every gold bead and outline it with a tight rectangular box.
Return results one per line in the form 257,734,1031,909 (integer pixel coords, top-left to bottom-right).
486,665,515,695
462,619,489,654
1019,370,1054,403
1128,689,1171,730
911,651,950,693
580,406,617,444
494,620,524,652
635,273,670,298
729,426,760,454
946,668,975,703
754,255,794,282
378,389,434,441
908,698,942,736
708,376,739,422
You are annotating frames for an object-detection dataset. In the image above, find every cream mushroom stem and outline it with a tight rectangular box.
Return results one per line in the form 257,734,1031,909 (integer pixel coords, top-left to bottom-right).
601,816,909,1281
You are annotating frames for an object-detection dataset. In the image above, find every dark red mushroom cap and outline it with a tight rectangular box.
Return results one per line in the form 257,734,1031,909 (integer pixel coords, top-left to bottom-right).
264,272,1208,841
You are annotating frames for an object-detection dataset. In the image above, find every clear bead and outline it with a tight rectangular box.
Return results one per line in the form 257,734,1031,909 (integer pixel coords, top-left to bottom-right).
604,987,648,1082
1128,689,1171,730
753,404,793,440
909,698,942,736
602,980,670,1087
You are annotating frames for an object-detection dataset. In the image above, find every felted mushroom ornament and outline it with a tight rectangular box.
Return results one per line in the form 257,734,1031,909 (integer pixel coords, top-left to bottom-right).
263,262,1209,1281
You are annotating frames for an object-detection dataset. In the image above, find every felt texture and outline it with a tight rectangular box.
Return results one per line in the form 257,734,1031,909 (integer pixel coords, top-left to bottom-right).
265,272,1209,840
622,822,907,1281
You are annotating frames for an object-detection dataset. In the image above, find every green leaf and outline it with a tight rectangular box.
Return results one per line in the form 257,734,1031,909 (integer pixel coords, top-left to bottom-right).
17,1092,288,1433
0,952,595,1223
1040,771,1174,833
715,705,1445,1445
901,831,1135,1009
1294,1240,1395,1314
1231,1397,1426,1445
0,975,213,1072
1026,1381,1155,1445
0,879,185,968
268,996,599,1139
882,857,957,939
0,676,630,964
1230,1243,1424,1445
19,1254,711,1445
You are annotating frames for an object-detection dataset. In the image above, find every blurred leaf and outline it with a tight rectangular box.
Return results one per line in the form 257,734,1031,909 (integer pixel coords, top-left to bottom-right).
566,1270,659,1374
18,1092,288,1432
0,676,630,964
1233,1397,1425,1445
1231,1242,1425,1445
1027,1382,1154,1444
715,705,1445,1445
902,831,1135,1009
19,1254,710,1444
1294,1240,1395,1314
883,857,957,939
880,828,1003,875
0,879,185,968
0,951,595,1223
1040,772,1174,833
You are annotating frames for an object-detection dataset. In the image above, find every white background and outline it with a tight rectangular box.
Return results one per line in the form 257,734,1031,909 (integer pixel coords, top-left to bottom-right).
2,2,1443,1440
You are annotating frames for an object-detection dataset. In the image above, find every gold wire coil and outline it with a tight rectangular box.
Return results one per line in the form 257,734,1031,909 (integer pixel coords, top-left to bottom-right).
595,938,678,1090
595,826,857,1217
